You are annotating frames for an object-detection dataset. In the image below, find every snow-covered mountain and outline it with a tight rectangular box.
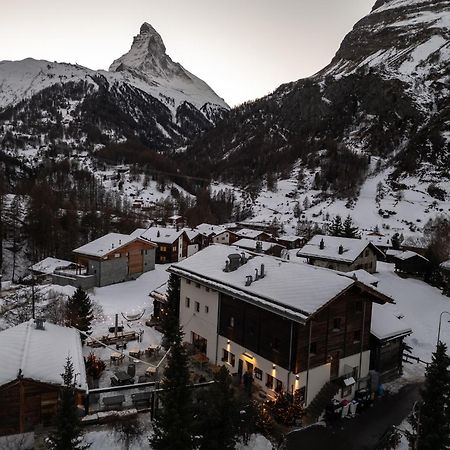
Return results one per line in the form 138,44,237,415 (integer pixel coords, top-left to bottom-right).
184,0,449,193
0,23,228,152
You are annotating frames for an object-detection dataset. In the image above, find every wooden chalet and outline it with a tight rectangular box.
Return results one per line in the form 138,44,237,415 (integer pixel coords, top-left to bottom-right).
394,251,430,278
0,320,87,436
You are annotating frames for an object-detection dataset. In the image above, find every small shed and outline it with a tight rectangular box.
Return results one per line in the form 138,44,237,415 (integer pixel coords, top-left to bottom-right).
370,304,412,382
394,251,430,278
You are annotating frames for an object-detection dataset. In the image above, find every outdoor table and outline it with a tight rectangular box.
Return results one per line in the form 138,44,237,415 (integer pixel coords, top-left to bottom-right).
110,352,124,365
114,370,134,385
145,366,157,377
129,348,141,358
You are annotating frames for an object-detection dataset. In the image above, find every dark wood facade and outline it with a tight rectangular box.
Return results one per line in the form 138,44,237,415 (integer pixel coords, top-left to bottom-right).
155,231,189,264
370,335,409,382
0,379,84,436
394,255,430,277
219,285,377,377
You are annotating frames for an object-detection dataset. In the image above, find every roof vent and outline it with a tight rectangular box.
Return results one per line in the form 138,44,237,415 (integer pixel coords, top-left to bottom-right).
245,275,253,286
240,253,248,265
319,238,325,250
119,239,122,245
260,264,265,279
255,241,263,253
35,318,46,330
338,245,344,255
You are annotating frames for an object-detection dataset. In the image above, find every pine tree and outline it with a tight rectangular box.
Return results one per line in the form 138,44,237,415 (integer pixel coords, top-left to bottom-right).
329,215,343,237
416,342,450,450
150,327,194,450
196,366,241,450
47,357,88,450
343,215,359,238
391,233,401,250
66,287,93,341
160,274,181,349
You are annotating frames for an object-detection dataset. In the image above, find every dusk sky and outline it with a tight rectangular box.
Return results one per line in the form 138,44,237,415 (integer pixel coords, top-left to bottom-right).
1,0,375,106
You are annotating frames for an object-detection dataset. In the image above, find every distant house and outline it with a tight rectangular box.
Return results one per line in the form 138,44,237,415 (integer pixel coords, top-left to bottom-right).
195,223,227,247
234,238,285,257
181,228,202,257
168,214,185,227
149,282,168,321
385,249,404,263
212,229,239,245
440,260,450,297
73,233,157,287
236,228,272,241
0,320,87,436
370,304,412,382
297,235,384,274
132,227,190,264
394,251,430,278
276,235,306,250
364,232,392,253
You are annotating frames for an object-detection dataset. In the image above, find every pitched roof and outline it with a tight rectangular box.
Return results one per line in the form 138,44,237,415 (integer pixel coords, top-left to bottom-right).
343,269,379,286
30,257,77,275
169,244,391,322
371,304,412,341
297,235,383,263
395,250,429,262
73,233,136,257
131,227,184,244
440,260,450,270
195,223,226,237
0,320,87,389
236,228,270,239
278,235,303,242
234,238,284,252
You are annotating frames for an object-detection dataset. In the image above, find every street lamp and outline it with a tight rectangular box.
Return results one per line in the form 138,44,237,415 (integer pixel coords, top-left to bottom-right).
437,311,450,346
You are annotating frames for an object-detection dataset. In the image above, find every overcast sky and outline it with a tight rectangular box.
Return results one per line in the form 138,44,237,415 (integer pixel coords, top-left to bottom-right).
1,0,375,106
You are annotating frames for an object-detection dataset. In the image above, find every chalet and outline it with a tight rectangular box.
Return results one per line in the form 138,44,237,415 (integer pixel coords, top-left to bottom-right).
169,245,393,407
168,214,185,227
150,282,168,321
182,228,202,257
370,304,412,382
236,228,272,241
195,223,227,247
440,260,450,297
297,235,384,274
364,231,392,253
72,233,157,287
394,251,430,278
0,320,87,436
276,235,306,250
234,238,285,257
212,229,239,245
29,257,83,283
132,227,190,264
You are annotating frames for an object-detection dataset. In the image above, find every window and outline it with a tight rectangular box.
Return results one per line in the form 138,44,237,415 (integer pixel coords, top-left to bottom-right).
333,318,342,331
266,374,274,389
185,297,190,308
275,379,283,393
353,330,361,343
160,245,167,252
145,250,148,255
352,366,359,380
114,253,121,258
309,342,317,355
229,353,235,367
160,255,166,263
195,301,200,312
229,316,235,328
254,368,263,380
172,245,177,252
221,349,235,367
205,305,209,314
186,279,191,285
342,385,352,397
222,349,229,362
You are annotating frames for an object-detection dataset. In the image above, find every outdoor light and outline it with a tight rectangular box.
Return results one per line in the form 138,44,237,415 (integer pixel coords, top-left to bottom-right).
296,375,300,380
272,364,276,370
243,352,253,359
227,339,230,344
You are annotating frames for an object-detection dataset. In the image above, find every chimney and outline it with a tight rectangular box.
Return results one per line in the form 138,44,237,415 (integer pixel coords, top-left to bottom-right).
319,238,325,250
260,264,265,278
338,245,344,255
240,253,247,265
119,239,122,245
255,268,259,280
255,241,263,253
245,275,253,286
112,243,115,249
34,318,46,330
226,254,242,272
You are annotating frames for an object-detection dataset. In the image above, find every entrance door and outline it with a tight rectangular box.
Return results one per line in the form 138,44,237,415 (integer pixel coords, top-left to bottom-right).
246,361,254,373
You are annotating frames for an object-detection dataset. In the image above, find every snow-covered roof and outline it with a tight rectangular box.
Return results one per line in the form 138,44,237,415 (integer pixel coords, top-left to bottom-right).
386,249,403,257
440,260,450,270
0,320,87,390
297,235,382,263
132,227,183,244
364,234,392,248
73,233,136,257
30,257,76,275
169,244,391,322
343,269,379,286
181,228,200,241
371,304,412,342
395,251,429,262
278,235,303,242
236,228,270,239
234,238,283,252
195,223,226,237
150,282,168,302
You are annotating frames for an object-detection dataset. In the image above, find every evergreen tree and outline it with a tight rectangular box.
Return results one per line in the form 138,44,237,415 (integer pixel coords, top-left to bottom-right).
329,215,343,237
66,287,93,341
150,327,194,450
391,233,401,250
160,274,180,349
416,342,450,450
343,215,359,238
47,357,88,450
195,366,241,450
